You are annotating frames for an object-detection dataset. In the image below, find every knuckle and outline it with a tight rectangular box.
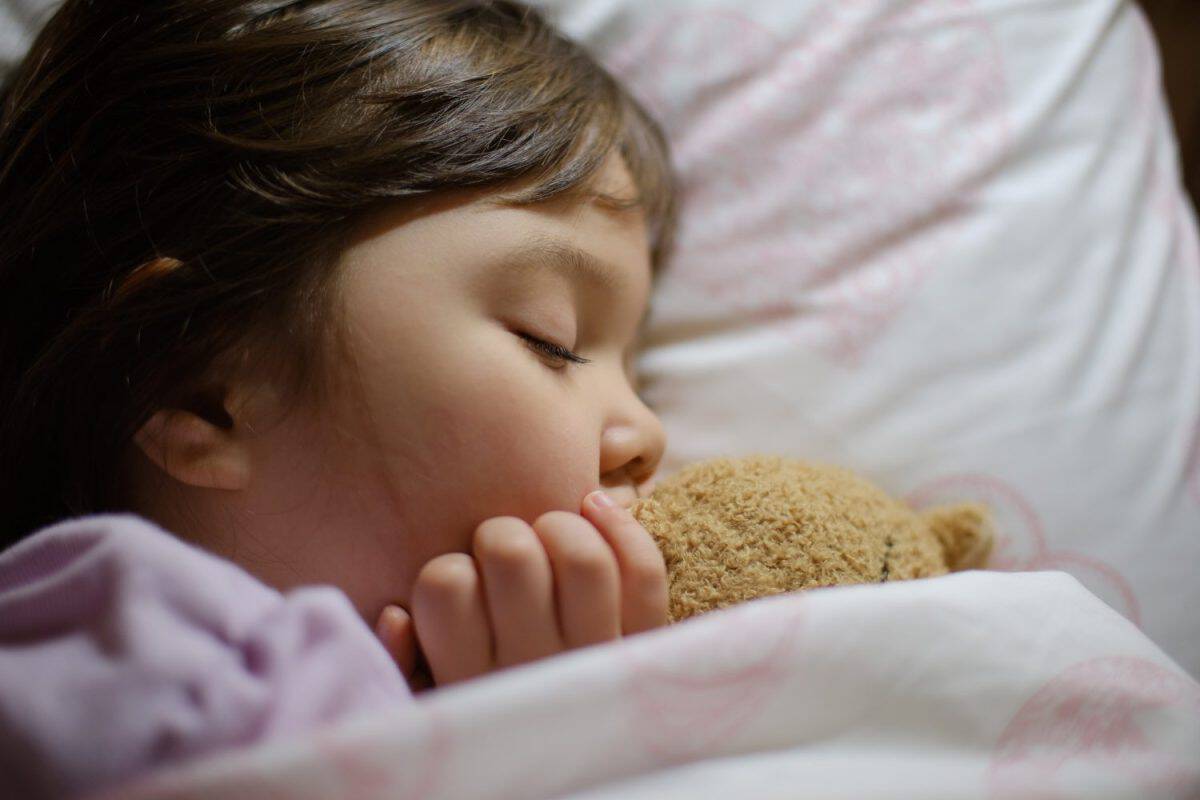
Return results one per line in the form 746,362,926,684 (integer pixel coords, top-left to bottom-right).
532,509,579,531
474,515,527,537
532,513,614,578
627,552,669,594
474,517,540,568
558,541,616,582
414,553,477,599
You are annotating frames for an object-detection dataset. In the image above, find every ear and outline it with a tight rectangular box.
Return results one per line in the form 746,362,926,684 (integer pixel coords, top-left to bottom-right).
132,387,253,491
921,503,995,571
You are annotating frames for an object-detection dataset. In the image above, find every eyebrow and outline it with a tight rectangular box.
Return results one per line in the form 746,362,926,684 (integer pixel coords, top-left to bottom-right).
496,236,653,330
499,236,623,291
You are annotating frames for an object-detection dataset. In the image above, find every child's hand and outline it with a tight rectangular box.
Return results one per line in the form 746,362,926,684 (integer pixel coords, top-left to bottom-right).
374,490,668,691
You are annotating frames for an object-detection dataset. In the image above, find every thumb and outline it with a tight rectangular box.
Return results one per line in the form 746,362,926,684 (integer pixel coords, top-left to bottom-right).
374,604,418,683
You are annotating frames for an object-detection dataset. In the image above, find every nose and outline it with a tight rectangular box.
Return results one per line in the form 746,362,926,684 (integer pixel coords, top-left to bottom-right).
598,384,666,497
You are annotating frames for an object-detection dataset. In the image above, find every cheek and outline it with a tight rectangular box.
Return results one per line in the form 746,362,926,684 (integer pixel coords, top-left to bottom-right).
422,383,596,520
333,320,600,564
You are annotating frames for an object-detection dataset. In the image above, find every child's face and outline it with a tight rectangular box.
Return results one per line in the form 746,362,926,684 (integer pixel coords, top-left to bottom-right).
194,155,665,623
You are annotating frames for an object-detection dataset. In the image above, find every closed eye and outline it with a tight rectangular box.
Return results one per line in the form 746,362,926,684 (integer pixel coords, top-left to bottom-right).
516,331,591,367
518,331,657,409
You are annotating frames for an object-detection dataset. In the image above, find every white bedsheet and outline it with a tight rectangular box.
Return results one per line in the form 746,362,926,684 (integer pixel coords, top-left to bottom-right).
96,571,1200,800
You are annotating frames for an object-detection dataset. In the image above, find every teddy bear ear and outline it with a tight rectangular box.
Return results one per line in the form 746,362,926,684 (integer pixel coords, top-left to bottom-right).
920,503,995,571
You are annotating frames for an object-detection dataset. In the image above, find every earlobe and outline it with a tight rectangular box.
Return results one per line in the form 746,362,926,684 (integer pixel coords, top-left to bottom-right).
133,407,252,491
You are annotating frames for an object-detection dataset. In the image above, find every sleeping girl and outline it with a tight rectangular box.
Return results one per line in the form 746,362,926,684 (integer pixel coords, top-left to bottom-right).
0,1,678,797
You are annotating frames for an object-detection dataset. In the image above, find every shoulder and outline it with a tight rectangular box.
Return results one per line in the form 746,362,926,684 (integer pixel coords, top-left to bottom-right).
0,513,411,799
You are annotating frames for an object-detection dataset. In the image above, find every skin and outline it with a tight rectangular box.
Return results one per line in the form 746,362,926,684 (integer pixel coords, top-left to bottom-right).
125,153,669,691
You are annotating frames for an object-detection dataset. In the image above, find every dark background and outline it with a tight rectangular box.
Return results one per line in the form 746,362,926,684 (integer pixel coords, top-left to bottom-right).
1139,0,1200,207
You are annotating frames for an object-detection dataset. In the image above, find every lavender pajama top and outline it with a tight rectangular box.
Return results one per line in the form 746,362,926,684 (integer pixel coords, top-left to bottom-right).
0,513,413,799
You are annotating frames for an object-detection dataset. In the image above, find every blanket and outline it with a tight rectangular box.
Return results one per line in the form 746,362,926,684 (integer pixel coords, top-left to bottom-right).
95,571,1200,800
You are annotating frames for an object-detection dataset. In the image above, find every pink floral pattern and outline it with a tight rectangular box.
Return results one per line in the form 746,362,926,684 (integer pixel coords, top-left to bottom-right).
615,594,807,767
908,474,1141,626
988,656,1200,799
608,1,1009,365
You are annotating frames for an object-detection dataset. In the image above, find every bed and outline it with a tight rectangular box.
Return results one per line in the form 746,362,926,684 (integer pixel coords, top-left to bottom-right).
3,0,1198,797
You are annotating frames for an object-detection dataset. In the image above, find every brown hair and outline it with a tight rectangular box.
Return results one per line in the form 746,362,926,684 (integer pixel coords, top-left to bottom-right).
0,0,677,548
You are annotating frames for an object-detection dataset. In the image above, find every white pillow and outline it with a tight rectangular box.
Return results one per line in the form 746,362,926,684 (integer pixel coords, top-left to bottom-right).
0,0,54,72
534,0,1200,677
3,0,1197,676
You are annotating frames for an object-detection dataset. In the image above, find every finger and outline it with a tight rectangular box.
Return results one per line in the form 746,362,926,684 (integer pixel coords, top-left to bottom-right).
410,552,494,687
581,490,670,635
374,604,416,681
473,516,562,668
376,605,435,692
530,510,621,648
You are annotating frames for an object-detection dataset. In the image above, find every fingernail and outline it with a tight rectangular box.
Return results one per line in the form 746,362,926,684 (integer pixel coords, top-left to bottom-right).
588,490,617,509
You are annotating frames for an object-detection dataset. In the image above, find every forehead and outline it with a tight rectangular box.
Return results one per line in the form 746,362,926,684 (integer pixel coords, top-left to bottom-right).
341,153,654,318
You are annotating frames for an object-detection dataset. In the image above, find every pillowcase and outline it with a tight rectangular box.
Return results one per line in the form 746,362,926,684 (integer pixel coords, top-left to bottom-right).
533,0,1200,677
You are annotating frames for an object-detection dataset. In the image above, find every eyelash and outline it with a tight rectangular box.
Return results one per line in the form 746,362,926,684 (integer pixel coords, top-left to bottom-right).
517,331,655,408
517,331,592,367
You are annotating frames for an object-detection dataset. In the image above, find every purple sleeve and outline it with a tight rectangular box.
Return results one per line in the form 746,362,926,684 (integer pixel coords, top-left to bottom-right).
0,513,413,799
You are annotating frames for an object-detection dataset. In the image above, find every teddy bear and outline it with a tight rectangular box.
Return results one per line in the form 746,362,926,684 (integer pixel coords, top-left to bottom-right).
627,454,995,623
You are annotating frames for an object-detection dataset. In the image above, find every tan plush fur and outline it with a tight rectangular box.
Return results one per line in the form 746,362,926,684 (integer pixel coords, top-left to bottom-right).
628,455,994,623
